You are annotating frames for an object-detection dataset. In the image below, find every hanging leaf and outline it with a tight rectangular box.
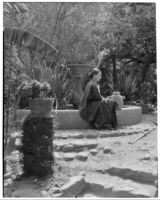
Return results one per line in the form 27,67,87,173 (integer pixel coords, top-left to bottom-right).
4,27,57,65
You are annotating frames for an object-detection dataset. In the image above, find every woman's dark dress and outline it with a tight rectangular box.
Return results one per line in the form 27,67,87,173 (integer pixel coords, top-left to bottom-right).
79,80,117,129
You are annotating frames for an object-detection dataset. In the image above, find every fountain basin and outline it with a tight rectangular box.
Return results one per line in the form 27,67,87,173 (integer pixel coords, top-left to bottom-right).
16,105,141,129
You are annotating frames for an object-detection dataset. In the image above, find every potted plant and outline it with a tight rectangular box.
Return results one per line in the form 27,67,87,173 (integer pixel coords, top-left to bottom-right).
28,80,54,115
16,79,54,114
18,79,55,177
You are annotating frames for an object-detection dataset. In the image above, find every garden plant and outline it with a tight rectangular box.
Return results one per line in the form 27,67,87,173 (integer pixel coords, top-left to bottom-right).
3,2,157,180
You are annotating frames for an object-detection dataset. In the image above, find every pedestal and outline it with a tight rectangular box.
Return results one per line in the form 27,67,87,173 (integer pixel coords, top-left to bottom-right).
20,98,54,177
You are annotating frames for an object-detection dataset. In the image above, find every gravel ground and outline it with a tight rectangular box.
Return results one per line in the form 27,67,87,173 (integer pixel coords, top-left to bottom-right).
3,112,158,197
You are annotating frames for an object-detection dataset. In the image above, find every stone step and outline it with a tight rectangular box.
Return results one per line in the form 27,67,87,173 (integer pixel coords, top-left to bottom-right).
50,175,86,197
54,151,90,162
79,172,157,198
54,125,153,139
54,143,98,161
97,165,158,184
53,139,98,152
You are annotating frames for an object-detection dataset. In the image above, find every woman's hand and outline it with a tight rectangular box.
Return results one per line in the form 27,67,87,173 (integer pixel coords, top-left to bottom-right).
105,96,112,100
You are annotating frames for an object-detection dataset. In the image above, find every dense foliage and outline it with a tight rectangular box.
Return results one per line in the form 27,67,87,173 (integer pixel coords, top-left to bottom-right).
20,114,54,177
4,2,157,108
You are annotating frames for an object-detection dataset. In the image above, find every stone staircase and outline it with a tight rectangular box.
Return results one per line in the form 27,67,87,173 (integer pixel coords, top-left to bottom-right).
4,120,158,198
51,125,158,198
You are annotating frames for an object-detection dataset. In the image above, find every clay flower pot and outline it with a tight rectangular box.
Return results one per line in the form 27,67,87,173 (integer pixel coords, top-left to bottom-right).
29,98,54,115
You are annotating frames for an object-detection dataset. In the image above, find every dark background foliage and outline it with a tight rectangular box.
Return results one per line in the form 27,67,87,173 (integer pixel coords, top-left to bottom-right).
3,2,157,107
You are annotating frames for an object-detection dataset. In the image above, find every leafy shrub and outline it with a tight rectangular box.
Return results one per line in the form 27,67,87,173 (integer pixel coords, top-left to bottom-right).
138,81,156,104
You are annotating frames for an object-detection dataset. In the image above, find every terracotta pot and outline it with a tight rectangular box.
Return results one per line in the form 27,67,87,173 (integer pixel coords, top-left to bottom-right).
29,98,54,114
111,91,123,109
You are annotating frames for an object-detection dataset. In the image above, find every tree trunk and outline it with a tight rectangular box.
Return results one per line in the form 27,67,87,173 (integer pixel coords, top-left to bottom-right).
141,54,155,82
112,54,117,90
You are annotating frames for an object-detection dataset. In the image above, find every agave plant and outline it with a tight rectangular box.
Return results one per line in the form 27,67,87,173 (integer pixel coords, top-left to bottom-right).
49,65,72,109
3,2,28,16
118,71,137,102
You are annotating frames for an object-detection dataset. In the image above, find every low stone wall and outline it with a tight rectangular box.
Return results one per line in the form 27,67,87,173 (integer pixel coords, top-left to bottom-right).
16,106,142,129
116,105,142,127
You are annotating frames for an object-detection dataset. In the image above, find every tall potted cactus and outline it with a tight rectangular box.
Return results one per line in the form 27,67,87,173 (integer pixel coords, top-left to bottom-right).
19,79,55,177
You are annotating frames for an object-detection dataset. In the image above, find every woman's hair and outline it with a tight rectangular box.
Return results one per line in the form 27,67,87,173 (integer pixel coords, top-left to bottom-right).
82,68,100,91
88,68,100,79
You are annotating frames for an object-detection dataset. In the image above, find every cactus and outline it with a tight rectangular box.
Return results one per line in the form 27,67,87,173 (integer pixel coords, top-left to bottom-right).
41,68,53,83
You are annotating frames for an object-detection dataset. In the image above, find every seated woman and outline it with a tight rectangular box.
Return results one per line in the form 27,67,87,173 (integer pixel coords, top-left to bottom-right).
79,68,118,130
